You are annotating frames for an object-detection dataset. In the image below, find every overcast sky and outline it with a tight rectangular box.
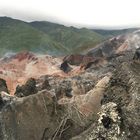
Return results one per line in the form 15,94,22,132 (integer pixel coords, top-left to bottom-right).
0,0,140,28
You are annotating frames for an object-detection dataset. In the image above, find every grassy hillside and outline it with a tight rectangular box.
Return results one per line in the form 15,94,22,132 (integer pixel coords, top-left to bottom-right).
0,17,68,56
30,21,105,53
0,17,138,56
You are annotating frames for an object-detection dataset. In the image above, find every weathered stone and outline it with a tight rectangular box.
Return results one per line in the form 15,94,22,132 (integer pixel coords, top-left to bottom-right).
15,78,37,97
133,48,140,62
0,91,65,140
60,61,72,73
0,78,9,94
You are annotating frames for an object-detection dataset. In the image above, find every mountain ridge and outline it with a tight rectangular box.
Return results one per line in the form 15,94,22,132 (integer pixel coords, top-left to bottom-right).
0,16,139,56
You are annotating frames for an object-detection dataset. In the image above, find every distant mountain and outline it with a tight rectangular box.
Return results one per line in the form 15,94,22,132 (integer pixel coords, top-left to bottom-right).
30,21,105,53
0,17,68,56
93,28,139,38
0,17,139,56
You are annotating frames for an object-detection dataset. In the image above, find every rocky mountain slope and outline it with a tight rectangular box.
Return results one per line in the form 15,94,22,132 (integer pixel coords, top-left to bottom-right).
0,29,139,140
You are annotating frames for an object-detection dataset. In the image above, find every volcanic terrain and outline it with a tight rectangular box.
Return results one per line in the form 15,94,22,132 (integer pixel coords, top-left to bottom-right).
0,30,140,140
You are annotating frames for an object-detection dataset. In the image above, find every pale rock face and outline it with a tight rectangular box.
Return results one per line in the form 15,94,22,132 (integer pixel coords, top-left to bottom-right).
59,76,111,117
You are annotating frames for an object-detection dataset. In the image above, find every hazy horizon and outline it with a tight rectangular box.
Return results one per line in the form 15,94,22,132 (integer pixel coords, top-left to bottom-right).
0,0,140,29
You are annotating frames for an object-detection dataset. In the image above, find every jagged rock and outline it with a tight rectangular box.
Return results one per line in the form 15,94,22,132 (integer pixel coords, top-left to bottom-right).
60,61,72,73
55,80,73,99
15,78,37,97
101,62,140,139
86,102,123,140
0,92,6,109
71,61,140,140
63,54,94,66
87,36,125,58
13,51,37,61
59,76,111,118
0,91,65,140
81,59,101,70
37,76,73,99
41,76,51,90
133,48,140,62
0,78,9,93
63,54,85,65
88,48,103,58
0,91,15,110
71,80,85,96
70,102,125,140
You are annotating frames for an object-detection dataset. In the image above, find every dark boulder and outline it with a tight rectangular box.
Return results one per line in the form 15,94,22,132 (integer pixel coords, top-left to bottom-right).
0,78,9,93
63,54,94,66
83,59,100,70
0,91,65,140
0,78,10,109
63,54,84,65
87,48,103,58
15,78,37,97
55,83,72,99
41,76,51,90
133,48,140,61
60,61,72,73
0,95,5,109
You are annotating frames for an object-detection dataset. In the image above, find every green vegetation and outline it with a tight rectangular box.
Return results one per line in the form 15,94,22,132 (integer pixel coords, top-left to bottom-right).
0,17,138,56
30,22,105,53
0,17,68,56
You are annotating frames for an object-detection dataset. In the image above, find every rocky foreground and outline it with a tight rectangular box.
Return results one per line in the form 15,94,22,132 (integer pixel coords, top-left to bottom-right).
0,32,140,140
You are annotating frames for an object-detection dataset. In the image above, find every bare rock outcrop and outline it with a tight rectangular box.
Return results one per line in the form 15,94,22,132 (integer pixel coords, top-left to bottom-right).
15,78,37,97
0,91,65,140
133,47,140,62
0,78,9,94
71,102,124,140
71,61,140,140
60,61,72,73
